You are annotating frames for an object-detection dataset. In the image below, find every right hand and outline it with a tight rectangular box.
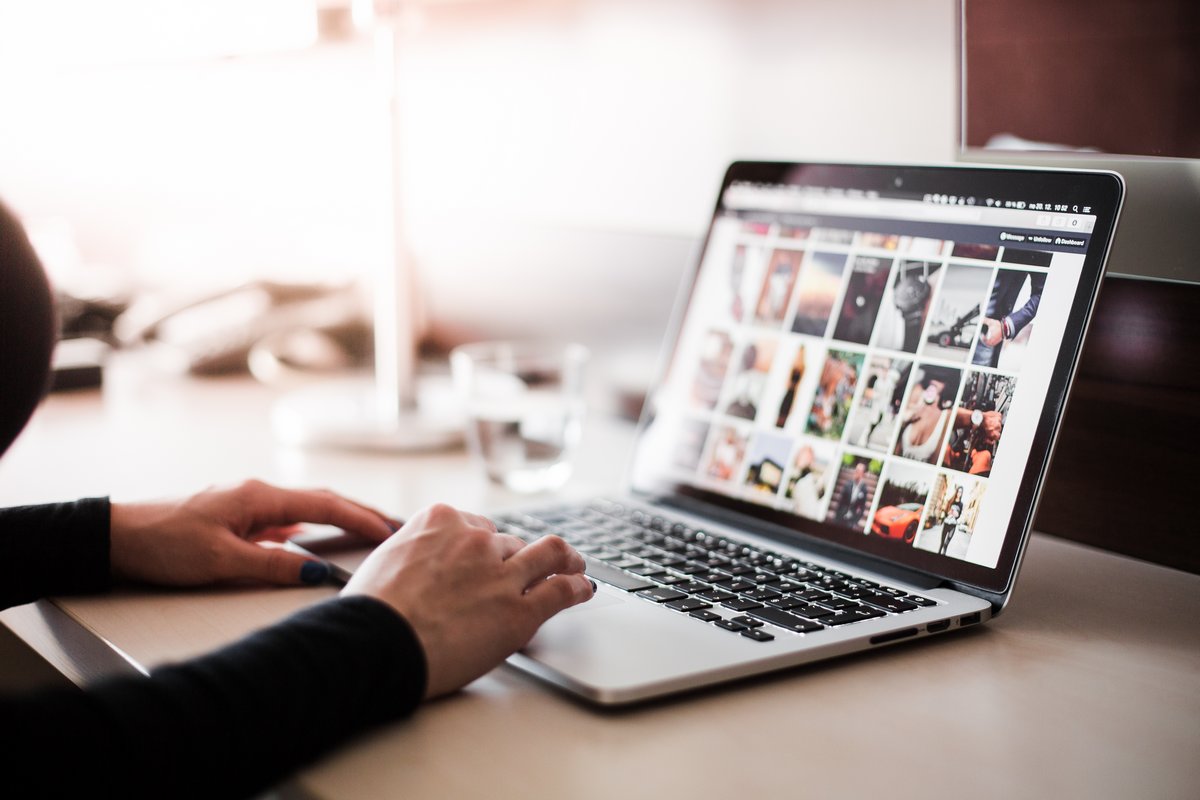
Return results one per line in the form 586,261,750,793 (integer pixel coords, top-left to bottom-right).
341,503,593,699
980,317,1004,347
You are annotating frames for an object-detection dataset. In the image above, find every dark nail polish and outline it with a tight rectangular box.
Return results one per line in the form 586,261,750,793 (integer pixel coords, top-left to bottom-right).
300,561,331,585
589,579,597,594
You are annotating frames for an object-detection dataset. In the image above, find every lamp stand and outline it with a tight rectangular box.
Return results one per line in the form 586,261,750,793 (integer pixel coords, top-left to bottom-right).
271,2,462,451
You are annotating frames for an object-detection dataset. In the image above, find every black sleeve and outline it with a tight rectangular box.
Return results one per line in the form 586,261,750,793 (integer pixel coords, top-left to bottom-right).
0,595,427,799
0,498,112,609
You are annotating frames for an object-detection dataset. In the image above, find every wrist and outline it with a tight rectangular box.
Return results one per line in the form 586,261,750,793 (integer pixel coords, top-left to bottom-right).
1002,316,1015,339
108,501,172,582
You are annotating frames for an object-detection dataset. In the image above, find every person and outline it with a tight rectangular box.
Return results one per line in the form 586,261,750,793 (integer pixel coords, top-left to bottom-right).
775,347,805,429
835,462,871,528
725,343,764,420
708,426,745,481
758,252,795,321
886,260,940,352
939,485,964,555
0,200,594,797
894,368,959,465
807,353,857,438
945,406,1004,476
785,445,825,519
972,269,1046,368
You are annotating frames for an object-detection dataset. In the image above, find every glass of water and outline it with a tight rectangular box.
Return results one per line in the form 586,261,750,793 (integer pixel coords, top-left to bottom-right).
450,341,589,493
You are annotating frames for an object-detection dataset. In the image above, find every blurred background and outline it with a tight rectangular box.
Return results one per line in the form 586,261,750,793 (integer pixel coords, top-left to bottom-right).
0,0,959,360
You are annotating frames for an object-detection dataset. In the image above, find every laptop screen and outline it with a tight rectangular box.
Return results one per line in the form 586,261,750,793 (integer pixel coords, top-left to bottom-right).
631,162,1122,595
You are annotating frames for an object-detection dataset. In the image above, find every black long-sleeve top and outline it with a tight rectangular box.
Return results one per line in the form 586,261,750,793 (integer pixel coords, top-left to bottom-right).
0,499,427,798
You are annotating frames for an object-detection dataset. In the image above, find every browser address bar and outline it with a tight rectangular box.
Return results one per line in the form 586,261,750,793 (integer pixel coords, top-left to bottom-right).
722,186,985,224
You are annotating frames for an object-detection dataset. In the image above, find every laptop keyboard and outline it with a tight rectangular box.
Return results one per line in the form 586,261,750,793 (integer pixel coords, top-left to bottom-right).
495,500,937,643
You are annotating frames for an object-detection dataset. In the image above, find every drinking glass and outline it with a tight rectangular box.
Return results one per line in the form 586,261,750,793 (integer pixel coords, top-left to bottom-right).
450,341,588,493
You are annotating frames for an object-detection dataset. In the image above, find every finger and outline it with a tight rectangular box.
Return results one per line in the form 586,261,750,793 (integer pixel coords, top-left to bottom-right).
493,533,527,560
458,510,497,532
235,481,395,543
249,524,305,543
523,573,594,621
504,535,585,588
327,494,403,532
224,540,331,586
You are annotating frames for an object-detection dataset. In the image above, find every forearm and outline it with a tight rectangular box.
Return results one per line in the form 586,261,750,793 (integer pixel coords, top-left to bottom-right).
0,595,426,799
0,498,111,609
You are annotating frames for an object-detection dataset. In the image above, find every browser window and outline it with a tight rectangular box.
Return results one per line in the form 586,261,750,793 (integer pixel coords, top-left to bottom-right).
636,180,1098,569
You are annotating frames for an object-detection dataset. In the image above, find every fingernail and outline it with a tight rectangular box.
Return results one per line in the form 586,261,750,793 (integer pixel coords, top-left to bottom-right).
585,578,597,598
300,561,331,585
388,519,403,533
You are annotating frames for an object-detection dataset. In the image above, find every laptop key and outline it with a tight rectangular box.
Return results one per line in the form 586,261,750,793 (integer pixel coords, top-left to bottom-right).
666,597,712,613
747,607,824,633
862,593,919,613
792,604,833,620
730,615,764,628
696,588,736,603
741,628,776,642
627,563,669,578
714,619,748,632
583,556,656,592
821,606,883,626
689,609,722,622
722,598,764,612
638,586,689,603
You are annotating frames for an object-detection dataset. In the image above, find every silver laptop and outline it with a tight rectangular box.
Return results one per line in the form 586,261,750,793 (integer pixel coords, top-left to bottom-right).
312,161,1124,705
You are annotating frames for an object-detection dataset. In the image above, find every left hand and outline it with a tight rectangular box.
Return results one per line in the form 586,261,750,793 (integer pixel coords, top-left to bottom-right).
109,479,398,587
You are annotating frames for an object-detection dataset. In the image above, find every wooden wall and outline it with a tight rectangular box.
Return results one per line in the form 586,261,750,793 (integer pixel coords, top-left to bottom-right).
1034,276,1200,573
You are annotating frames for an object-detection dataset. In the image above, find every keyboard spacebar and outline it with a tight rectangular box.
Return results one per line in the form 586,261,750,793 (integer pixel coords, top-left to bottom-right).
583,555,657,592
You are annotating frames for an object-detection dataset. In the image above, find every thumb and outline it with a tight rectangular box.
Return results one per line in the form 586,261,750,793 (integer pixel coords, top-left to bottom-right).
227,540,331,586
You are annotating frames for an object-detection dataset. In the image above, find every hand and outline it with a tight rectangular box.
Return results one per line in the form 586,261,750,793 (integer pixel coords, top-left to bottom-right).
341,503,593,699
980,317,1004,347
110,479,398,587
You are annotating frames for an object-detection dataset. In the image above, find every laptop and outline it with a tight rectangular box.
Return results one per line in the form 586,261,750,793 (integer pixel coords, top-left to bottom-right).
309,161,1124,705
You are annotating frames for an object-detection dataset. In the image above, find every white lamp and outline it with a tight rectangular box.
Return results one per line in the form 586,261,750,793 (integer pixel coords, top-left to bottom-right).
271,0,463,451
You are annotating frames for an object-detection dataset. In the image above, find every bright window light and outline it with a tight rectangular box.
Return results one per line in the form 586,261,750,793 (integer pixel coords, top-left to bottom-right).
0,0,320,66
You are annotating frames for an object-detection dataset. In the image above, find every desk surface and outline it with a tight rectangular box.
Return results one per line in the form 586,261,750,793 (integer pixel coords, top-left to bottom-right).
2,356,1198,800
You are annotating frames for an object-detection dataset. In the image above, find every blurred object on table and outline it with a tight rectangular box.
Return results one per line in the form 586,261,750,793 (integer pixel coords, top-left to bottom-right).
113,280,370,378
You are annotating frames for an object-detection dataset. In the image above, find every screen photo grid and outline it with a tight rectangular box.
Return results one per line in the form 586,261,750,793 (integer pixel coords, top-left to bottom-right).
666,216,1051,565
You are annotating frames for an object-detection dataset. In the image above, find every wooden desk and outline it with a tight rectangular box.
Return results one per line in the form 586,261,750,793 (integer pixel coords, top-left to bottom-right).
2,356,1198,799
